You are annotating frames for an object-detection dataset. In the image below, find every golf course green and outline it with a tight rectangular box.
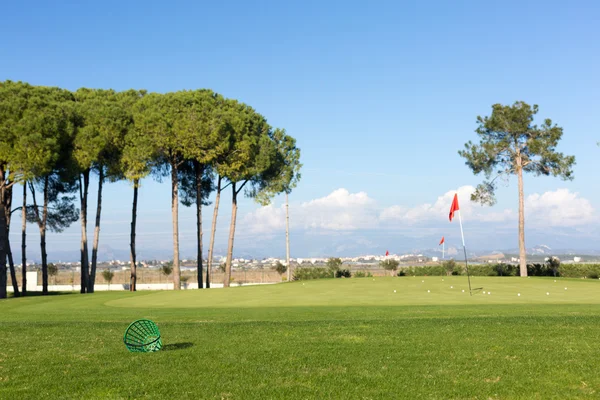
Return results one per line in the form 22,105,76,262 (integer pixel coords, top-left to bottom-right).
1,276,600,399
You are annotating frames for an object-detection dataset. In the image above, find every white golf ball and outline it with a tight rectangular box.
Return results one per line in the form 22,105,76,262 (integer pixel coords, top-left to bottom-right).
422,280,425,283
518,293,521,296
427,290,430,293
483,291,486,294
554,280,556,282
393,290,396,293
546,292,549,295
565,287,568,290
462,289,465,293
488,292,491,295
450,286,453,289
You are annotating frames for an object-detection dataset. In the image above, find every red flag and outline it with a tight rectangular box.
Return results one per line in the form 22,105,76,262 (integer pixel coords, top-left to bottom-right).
439,236,445,245
449,193,459,222
385,250,389,256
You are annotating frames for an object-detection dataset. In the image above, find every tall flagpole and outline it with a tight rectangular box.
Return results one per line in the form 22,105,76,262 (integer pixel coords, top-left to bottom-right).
442,242,445,259
457,209,472,295
285,192,291,282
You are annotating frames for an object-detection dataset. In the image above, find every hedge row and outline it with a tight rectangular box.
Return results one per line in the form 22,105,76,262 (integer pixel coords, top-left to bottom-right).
292,266,353,280
291,264,600,281
556,264,600,279
400,263,600,278
292,267,333,281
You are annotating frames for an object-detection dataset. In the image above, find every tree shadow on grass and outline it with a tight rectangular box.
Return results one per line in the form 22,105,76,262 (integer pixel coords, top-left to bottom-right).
162,342,194,351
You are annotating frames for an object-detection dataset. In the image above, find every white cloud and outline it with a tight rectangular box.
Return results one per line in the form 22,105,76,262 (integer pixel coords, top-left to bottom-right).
378,186,514,224
242,188,379,233
241,187,596,235
300,189,378,230
380,186,477,223
302,188,374,208
525,189,596,227
241,204,286,234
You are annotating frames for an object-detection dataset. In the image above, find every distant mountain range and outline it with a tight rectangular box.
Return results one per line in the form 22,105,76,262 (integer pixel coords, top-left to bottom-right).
15,242,600,264
424,244,600,258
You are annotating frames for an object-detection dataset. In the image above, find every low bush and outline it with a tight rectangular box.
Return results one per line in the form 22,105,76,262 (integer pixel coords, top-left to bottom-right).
273,261,287,275
546,257,561,277
292,267,332,281
526,263,555,277
380,259,400,276
466,265,498,277
558,263,600,278
442,260,457,276
493,263,518,276
335,269,352,278
401,266,446,276
326,258,343,275
354,271,373,278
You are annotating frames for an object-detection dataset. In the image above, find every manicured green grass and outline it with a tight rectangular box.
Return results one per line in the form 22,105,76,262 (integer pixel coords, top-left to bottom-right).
2,276,600,399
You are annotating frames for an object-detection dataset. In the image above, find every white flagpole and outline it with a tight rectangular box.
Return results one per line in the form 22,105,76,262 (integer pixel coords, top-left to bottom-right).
285,192,291,282
442,242,445,259
457,209,472,295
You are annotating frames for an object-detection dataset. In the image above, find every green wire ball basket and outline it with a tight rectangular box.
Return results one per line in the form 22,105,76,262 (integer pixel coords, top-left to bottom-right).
123,319,162,353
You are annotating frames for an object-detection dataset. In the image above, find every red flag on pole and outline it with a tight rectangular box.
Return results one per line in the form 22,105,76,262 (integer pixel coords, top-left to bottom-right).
385,250,389,256
448,191,472,295
449,193,459,222
439,236,445,245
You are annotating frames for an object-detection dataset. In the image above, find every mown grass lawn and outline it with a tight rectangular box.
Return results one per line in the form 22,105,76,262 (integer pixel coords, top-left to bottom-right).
2,276,600,399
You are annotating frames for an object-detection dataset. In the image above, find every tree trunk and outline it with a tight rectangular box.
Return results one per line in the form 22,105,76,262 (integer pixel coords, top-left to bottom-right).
88,167,104,293
6,241,19,296
0,207,6,299
0,180,7,299
206,176,222,289
517,159,527,277
5,185,19,296
285,192,291,282
40,176,49,294
171,163,181,290
79,170,90,293
224,183,239,288
195,161,204,289
21,183,27,295
129,181,138,292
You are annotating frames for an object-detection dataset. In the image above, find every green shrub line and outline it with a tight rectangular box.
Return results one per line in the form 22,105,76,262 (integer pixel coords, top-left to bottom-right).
399,263,600,278
292,263,600,280
292,267,333,281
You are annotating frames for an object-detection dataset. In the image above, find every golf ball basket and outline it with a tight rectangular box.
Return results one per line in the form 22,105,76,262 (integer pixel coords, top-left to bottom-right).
123,319,162,353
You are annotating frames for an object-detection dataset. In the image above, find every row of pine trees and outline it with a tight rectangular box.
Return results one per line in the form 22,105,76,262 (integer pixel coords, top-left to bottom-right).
0,81,301,299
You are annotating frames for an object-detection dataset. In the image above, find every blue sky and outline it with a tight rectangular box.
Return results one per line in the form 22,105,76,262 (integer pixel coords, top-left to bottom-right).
2,1,599,260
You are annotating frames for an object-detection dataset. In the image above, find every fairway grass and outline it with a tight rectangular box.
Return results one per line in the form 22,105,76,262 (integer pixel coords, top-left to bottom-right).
2,277,600,399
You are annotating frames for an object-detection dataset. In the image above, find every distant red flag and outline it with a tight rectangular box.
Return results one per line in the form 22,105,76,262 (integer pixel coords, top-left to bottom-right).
439,236,445,245
449,193,459,222
385,250,389,256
